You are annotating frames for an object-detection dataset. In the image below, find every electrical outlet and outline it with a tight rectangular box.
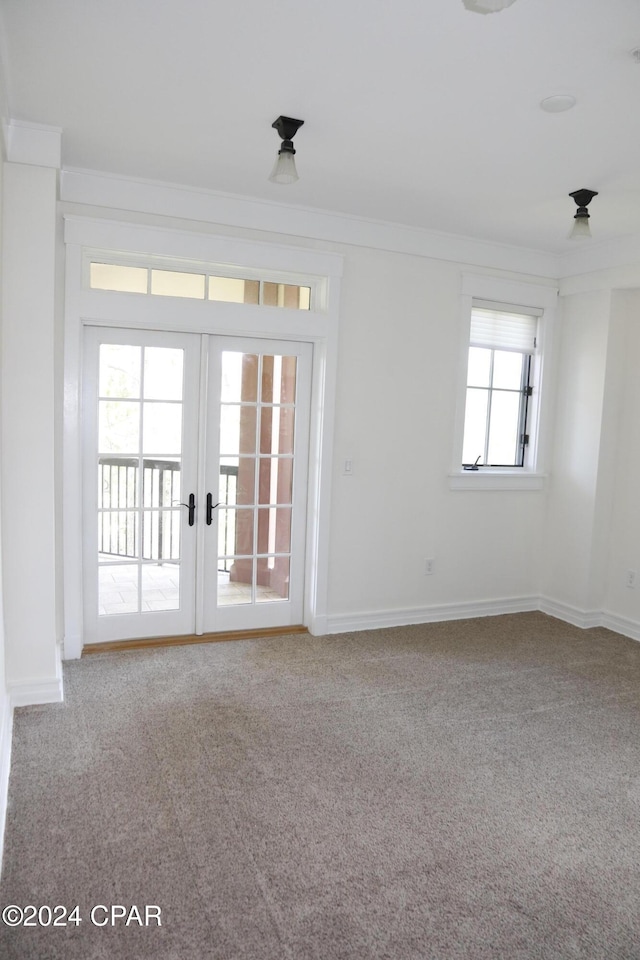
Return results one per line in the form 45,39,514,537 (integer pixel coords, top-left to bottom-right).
424,558,434,576
626,569,637,589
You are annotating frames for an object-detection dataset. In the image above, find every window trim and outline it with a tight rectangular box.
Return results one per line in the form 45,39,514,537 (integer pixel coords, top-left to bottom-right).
450,275,558,491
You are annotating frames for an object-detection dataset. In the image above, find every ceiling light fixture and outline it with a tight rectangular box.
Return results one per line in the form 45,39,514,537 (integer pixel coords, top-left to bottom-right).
462,0,518,13
269,116,304,185
568,188,598,240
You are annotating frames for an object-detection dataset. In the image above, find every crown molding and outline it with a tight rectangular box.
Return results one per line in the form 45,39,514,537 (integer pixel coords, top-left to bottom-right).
60,167,560,278
57,167,640,283
557,232,640,282
5,119,61,168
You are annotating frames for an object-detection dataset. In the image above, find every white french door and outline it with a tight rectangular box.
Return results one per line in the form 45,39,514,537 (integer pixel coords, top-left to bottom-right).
83,327,312,644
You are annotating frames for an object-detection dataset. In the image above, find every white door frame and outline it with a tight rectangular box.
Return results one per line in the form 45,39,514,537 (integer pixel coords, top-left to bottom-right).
62,216,343,659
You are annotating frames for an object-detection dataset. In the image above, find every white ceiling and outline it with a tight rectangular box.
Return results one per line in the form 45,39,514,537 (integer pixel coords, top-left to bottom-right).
1,0,640,254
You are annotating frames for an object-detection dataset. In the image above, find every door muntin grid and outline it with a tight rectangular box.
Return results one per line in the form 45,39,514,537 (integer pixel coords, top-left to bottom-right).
97,343,185,617
217,352,297,607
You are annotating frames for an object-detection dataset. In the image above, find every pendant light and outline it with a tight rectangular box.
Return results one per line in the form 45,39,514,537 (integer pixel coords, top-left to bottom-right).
269,116,304,185
568,188,598,240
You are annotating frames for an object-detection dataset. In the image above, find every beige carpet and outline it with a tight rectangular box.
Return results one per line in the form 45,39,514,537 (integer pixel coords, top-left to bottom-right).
1,612,640,959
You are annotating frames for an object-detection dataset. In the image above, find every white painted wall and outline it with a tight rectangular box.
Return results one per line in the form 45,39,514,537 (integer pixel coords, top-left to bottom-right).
1,161,61,701
0,126,13,873
603,290,640,625
541,289,612,614
328,246,547,622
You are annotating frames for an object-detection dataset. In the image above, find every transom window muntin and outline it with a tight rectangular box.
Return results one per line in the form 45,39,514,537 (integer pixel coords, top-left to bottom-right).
462,303,539,469
88,260,312,311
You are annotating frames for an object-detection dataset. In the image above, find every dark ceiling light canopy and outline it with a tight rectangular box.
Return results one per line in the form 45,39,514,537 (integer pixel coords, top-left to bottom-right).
568,188,598,240
269,116,304,185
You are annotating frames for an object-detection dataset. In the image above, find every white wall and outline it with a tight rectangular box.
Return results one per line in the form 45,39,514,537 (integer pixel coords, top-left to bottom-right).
541,290,612,614
1,160,61,701
603,290,640,625
328,246,546,624
0,125,13,873
541,275,640,638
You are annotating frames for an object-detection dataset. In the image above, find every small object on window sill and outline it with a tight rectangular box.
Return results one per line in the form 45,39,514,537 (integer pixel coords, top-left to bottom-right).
463,456,482,471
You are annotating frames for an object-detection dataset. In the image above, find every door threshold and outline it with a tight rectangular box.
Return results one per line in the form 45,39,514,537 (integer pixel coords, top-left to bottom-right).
82,624,309,656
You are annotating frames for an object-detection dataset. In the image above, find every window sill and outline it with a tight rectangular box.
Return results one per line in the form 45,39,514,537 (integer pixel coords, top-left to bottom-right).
448,471,546,491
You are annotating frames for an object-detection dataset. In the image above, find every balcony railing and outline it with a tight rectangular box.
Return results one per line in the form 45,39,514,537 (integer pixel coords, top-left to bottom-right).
98,457,238,563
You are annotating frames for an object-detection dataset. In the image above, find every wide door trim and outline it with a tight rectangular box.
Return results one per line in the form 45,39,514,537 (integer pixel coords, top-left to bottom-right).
63,218,343,658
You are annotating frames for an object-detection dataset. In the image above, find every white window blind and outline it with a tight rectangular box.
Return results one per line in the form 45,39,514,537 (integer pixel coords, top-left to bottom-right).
470,303,539,354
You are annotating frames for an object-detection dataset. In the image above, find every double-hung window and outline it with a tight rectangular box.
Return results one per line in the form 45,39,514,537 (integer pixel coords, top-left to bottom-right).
462,302,540,469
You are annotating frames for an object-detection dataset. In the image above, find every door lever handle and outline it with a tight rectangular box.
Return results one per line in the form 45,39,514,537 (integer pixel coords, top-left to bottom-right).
177,493,196,526
206,493,220,526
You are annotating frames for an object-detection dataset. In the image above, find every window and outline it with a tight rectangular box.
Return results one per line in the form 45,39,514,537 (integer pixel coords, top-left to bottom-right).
462,302,540,469
89,262,311,310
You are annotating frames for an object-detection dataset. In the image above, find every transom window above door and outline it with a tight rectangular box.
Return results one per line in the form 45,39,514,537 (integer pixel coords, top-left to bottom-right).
88,261,311,310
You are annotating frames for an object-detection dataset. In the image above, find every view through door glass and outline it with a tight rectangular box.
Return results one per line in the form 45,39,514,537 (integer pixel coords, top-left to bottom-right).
85,330,310,643
97,343,186,619
217,351,296,606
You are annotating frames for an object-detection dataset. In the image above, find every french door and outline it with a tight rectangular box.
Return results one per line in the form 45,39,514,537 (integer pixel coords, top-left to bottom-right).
82,327,312,644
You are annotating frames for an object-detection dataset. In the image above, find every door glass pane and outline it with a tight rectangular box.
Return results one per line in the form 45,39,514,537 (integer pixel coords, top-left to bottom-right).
97,341,185,620
144,347,184,400
256,557,289,602
218,561,253,606
257,507,292,554
220,458,255,505
143,459,180,507
487,392,520,465
99,511,138,561
99,401,140,454
99,459,138,509
141,563,180,611
261,355,297,404
462,388,488,464
98,563,140,616
258,457,293,505
220,405,257,456
493,351,524,390
221,353,258,403
99,344,141,397
143,403,182,455
142,510,181,561
260,406,295,455
219,508,254,559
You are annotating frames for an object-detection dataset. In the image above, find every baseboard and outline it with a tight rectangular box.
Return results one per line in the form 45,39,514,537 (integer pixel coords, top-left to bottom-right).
0,690,13,876
597,610,640,643
306,614,328,637
537,597,602,630
326,596,539,635
8,644,64,708
537,597,640,642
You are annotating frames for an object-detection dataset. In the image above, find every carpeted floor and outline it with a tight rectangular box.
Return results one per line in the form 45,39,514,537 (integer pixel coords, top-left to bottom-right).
1,612,640,959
